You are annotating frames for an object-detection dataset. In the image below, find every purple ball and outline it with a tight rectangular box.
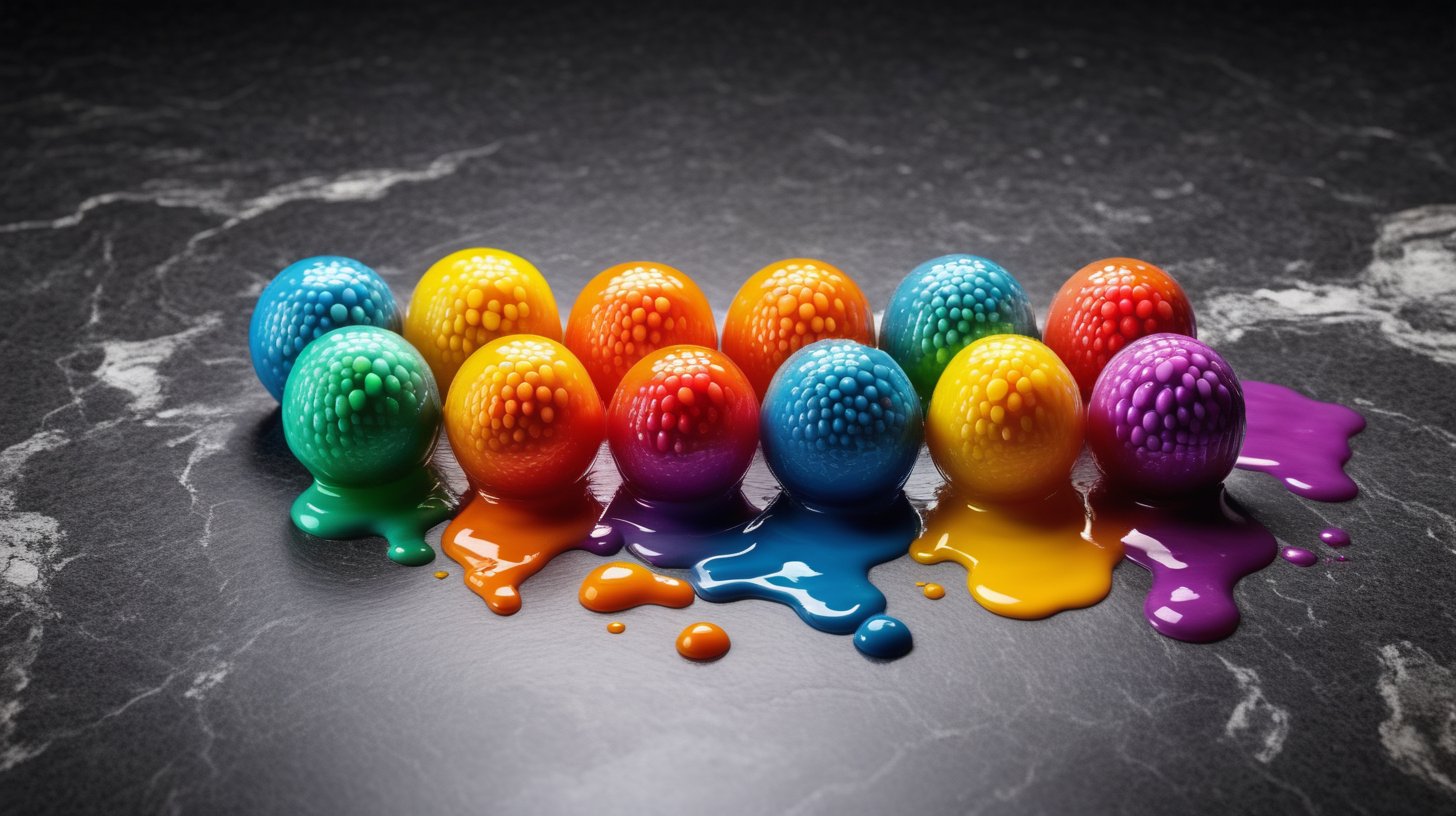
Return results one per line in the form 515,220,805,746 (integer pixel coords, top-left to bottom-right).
1087,334,1245,496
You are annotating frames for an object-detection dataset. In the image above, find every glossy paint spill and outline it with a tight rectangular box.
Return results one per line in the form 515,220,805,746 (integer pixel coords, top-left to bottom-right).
677,622,731,660
1090,486,1277,643
600,487,761,569
1321,527,1351,548
434,571,448,579
691,492,920,635
607,622,626,634
291,466,456,566
854,615,913,659
1282,547,1318,567
922,583,945,600
441,482,619,615
911,483,1119,618
579,561,695,612
1237,380,1366,502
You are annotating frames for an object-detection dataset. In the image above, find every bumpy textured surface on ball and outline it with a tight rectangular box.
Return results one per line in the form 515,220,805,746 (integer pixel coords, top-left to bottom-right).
565,262,717,402
444,336,604,498
927,334,1083,502
281,326,441,488
721,258,875,399
1044,257,1196,399
250,256,401,401
404,247,562,394
608,346,759,501
760,340,922,506
880,254,1039,406
1087,334,1244,497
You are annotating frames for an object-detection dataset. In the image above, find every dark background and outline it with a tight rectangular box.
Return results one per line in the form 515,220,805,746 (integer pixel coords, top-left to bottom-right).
2,3,1455,814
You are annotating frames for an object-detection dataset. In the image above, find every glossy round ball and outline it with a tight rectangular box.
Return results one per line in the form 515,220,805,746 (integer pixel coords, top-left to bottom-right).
880,255,1039,407
250,256,401,401
608,346,759,502
760,340,923,506
281,326,440,488
444,336,604,498
405,248,562,396
722,258,875,399
927,335,1083,503
565,262,718,403
1044,257,1196,399
1087,334,1244,497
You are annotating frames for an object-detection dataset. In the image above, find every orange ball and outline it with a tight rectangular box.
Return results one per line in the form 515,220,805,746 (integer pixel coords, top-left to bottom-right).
722,258,875,399
564,262,718,403
444,336,604,498
405,248,563,395
1043,257,1196,399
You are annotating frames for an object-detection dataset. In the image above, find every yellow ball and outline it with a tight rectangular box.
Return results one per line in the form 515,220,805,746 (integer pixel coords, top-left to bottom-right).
926,334,1084,502
443,335,604,499
405,248,562,395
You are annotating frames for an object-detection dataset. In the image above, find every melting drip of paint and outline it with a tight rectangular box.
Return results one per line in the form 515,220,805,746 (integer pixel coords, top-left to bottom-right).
441,480,620,615
921,583,945,600
599,487,761,568
291,466,457,566
1089,485,1277,643
1282,547,1318,567
854,615,913,658
690,491,919,635
579,561,695,612
1237,381,1366,502
1321,527,1351,548
677,622,731,660
910,482,1119,619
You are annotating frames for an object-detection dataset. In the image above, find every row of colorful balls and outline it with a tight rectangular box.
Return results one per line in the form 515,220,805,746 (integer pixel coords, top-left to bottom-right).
252,250,1237,510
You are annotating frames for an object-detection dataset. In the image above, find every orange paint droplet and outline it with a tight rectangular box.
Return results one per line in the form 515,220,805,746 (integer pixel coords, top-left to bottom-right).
434,571,449,579
579,561,696,612
915,581,926,587
922,583,946,600
676,622,730,660
607,622,626,634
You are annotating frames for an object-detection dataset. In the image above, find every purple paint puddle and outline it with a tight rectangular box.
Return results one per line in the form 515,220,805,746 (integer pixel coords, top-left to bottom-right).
1237,380,1366,502
1090,485,1277,643
1281,546,1318,567
1320,526,1351,548
597,486,761,569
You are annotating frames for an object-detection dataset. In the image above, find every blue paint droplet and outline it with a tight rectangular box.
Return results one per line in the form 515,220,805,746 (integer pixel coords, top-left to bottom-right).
854,615,913,659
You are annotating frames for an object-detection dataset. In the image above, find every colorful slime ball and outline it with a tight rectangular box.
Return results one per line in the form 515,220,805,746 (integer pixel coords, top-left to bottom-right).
1044,257,1197,399
281,326,441,487
250,256,401,401
926,334,1083,503
1086,334,1245,497
565,262,718,403
444,336,605,498
404,248,562,395
721,258,876,399
879,254,1039,407
608,346,760,502
759,340,923,506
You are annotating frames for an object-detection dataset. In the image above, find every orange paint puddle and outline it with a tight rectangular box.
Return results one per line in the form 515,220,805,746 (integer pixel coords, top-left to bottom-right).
579,561,695,612
607,622,626,634
910,482,1122,619
676,622,731,660
433,571,448,579
922,583,945,599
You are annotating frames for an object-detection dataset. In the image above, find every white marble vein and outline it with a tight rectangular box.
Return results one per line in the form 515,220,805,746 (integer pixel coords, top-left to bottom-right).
1377,641,1456,794
1219,657,1291,764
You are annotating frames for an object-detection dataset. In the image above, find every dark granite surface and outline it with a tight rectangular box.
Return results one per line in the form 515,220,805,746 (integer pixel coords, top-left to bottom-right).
2,3,1455,813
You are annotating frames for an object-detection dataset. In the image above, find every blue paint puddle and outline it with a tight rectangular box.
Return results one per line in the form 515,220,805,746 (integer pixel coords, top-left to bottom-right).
854,615,913,658
689,491,920,635
598,486,762,569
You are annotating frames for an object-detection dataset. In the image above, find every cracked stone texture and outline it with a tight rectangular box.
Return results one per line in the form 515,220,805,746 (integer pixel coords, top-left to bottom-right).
2,2,1455,814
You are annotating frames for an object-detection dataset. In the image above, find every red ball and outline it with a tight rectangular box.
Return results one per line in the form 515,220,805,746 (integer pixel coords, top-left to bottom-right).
1043,258,1196,400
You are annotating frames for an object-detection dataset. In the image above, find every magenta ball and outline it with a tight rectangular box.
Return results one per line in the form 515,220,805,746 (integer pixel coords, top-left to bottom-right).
1087,334,1245,496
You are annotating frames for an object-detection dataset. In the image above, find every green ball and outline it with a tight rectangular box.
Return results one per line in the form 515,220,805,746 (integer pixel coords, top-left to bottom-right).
282,326,441,487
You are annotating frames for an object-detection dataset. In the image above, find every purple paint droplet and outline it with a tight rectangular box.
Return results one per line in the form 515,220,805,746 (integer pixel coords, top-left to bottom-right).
1090,486,1277,643
1320,526,1351,548
1281,546,1318,567
1237,381,1366,502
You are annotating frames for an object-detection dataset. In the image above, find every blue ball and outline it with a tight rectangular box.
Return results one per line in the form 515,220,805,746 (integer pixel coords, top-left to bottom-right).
879,254,1039,406
854,615,913,659
760,340,923,506
249,256,402,401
